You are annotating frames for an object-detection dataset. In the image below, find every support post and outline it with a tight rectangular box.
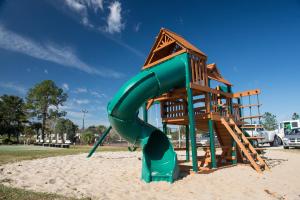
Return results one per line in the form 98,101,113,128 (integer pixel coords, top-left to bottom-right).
185,125,190,162
185,54,198,172
228,86,237,165
208,79,217,168
208,119,217,168
143,103,148,123
87,126,112,158
163,123,167,134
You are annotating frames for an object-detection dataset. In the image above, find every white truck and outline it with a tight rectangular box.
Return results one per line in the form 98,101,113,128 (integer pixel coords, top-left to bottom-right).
243,124,282,147
278,120,300,137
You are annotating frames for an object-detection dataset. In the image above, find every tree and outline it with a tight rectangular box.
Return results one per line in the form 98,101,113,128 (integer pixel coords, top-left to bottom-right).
26,80,67,141
262,112,278,131
55,118,65,143
0,95,27,142
55,118,78,143
64,119,78,142
31,122,42,139
292,112,300,120
81,131,95,144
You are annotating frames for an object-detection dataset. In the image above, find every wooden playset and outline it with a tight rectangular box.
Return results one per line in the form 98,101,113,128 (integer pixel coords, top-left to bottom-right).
89,28,269,183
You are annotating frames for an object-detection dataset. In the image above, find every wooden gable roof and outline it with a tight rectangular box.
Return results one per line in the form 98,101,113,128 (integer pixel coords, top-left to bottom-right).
207,63,232,86
143,28,207,69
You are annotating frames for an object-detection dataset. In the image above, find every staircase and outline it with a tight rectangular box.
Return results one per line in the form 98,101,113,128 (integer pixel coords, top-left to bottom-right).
220,118,269,172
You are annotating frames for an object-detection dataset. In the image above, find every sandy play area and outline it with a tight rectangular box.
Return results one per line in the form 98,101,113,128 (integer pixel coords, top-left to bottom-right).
0,149,299,200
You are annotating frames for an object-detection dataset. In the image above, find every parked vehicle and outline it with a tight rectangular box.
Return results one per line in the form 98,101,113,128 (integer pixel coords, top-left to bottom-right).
278,120,300,138
242,124,282,147
283,128,300,149
198,133,220,147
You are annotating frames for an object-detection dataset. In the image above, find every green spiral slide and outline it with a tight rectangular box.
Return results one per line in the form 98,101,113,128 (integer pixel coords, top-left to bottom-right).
106,52,189,183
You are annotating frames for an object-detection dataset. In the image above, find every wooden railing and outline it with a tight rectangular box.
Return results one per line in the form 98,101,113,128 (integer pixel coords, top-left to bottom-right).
190,55,207,86
161,100,187,119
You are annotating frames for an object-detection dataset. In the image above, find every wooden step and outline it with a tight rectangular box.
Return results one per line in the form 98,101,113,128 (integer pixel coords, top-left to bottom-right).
246,136,265,140
239,104,262,108
243,142,250,147
240,115,263,120
241,125,264,129
250,152,257,158
254,148,267,151
226,156,236,161
259,163,265,169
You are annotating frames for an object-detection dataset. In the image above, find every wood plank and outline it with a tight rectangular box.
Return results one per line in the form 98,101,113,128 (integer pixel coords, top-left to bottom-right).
146,99,154,110
142,49,187,69
246,136,265,140
229,118,270,171
190,83,233,98
240,115,263,120
221,118,262,173
233,89,261,98
153,40,176,53
239,104,262,108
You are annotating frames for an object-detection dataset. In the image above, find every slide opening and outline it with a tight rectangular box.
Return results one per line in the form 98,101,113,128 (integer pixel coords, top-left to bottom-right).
144,130,175,176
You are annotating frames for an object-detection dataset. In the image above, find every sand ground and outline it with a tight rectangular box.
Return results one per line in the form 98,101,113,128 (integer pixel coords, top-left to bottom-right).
0,148,300,200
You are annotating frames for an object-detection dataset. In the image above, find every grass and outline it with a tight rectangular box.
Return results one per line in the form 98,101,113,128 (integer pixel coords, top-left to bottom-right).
0,144,128,165
0,184,90,200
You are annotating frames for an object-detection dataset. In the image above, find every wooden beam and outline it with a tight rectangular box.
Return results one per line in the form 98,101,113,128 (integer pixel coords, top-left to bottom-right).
239,104,262,108
153,40,176,53
233,89,261,98
146,99,154,110
240,115,263,120
190,83,233,98
142,49,187,70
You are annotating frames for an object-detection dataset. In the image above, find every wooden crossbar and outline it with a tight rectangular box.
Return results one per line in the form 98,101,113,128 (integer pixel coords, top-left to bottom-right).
239,104,262,108
240,115,263,120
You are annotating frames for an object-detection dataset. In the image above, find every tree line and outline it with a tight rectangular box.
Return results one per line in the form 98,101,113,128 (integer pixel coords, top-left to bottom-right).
0,80,110,145
261,112,300,131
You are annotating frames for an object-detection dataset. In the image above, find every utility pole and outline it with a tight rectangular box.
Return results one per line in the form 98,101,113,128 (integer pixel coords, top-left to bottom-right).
81,109,88,130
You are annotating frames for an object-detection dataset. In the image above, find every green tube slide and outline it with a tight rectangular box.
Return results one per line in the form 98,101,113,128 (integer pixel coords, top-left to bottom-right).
107,53,189,183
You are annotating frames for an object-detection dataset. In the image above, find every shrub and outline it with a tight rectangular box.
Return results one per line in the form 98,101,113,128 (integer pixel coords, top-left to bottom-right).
81,131,95,145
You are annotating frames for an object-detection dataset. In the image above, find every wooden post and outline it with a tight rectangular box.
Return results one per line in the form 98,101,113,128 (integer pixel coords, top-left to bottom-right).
185,54,198,172
185,125,190,162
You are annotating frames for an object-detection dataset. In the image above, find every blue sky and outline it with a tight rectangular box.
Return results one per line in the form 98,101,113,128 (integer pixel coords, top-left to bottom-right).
0,0,299,127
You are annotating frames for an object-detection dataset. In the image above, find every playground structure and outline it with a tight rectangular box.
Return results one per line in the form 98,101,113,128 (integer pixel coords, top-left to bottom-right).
88,28,269,183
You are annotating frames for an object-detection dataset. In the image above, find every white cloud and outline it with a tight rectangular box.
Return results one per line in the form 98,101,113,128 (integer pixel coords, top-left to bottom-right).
44,69,48,74
74,98,90,105
0,25,123,78
74,87,88,93
134,22,141,32
63,0,104,28
62,83,69,91
63,0,124,34
106,1,124,34
50,1,145,58
0,82,27,94
66,110,86,119
90,90,107,98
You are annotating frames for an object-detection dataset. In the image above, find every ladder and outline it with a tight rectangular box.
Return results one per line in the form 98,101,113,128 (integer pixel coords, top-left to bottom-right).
221,118,269,173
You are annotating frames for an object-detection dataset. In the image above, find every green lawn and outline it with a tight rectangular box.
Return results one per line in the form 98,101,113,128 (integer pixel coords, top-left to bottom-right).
0,145,128,165
0,184,90,200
